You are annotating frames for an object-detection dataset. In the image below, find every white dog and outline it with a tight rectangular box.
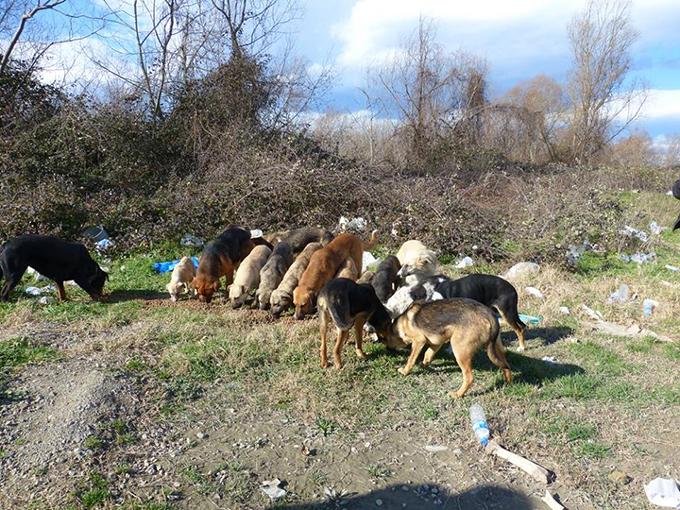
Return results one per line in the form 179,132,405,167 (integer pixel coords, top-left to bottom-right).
166,256,196,302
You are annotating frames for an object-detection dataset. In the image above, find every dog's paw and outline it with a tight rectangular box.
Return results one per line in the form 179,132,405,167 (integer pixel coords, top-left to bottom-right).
516,345,526,352
397,367,410,376
355,349,367,360
448,390,464,399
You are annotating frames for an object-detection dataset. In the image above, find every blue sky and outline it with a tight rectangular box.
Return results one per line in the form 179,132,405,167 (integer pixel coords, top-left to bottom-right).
293,0,680,139
18,0,680,140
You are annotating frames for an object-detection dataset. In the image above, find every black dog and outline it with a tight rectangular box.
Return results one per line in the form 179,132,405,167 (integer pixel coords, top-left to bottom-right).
0,235,108,302
317,278,393,368
371,255,401,303
409,273,527,351
672,178,680,230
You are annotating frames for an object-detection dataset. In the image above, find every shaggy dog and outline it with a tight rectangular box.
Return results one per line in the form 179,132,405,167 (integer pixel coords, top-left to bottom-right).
266,227,333,254
0,235,107,302
228,245,271,308
193,226,270,303
317,278,393,368
371,255,401,303
256,242,294,310
334,258,359,280
293,231,378,319
396,240,438,279
383,298,512,398
166,256,196,302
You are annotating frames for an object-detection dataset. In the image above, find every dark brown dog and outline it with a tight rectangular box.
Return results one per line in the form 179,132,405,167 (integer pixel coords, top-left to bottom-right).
293,230,377,319
193,226,271,303
383,298,512,398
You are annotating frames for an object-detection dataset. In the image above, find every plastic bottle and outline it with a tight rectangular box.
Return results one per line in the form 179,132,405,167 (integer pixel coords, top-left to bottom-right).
469,403,490,446
642,299,658,318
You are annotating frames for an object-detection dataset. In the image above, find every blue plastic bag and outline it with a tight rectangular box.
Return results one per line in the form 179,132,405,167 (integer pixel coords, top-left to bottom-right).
153,256,199,273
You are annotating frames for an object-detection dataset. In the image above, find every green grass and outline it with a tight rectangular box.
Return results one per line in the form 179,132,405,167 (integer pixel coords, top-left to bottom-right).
74,472,110,508
0,337,59,368
83,435,103,451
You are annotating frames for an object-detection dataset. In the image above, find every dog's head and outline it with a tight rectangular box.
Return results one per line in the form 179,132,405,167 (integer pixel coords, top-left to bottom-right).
269,289,292,318
293,286,316,319
84,267,108,300
193,274,219,303
166,281,182,302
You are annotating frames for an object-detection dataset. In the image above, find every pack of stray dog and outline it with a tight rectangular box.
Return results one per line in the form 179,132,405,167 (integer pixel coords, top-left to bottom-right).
0,225,530,398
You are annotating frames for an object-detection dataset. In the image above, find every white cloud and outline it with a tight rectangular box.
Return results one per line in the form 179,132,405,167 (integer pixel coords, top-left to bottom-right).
638,89,680,120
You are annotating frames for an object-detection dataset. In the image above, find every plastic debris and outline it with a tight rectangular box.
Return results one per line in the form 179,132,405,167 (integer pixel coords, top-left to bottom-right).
503,262,540,280
26,267,47,282
649,221,662,235
181,233,204,247
362,251,378,270
455,256,474,269
619,252,656,264
83,225,109,243
643,298,659,318
525,287,544,299
559,306,571,315
96,238,114,252
581,304,604,321
665,264,679,272
338,216,367,232
519,313,543,325
541,356,558,364
261,479,287,501
620,225,649,243
607,284,629,304
153,257,200,273
38,296,54,305
424,445,449,453
644,478,680,508
250,229,263,239
24,286,54,296
566,241,595,265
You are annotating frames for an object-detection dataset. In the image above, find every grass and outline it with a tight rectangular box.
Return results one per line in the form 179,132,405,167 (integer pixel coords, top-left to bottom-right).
0,337,60,368
74,472,110,508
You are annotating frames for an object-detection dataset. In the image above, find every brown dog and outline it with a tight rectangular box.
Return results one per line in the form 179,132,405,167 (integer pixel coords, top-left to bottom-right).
334,258,359,280
383,298,512,398
293,230,377,319
193,227,271,303
266,227,333,255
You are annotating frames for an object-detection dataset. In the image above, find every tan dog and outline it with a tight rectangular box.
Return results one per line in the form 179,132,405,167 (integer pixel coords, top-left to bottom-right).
166,257,196,302
395,240,438,280
293,231,377,319
270,242,322,318
228,245,271,308
383,298,512,398
334,258,359,280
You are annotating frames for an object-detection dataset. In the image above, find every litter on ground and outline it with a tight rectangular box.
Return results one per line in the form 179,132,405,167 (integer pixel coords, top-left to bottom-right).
261,479,287,500
153,257,200,273
620,225,649,243
518,313,542,325
619,252,656,264
24,285,55,296
338,216,367,232
607,284,629,304
644,478,680,508
559,306,571,315
455,256,474,268
503,262,540,280
181,233,204,247
525,286,544,299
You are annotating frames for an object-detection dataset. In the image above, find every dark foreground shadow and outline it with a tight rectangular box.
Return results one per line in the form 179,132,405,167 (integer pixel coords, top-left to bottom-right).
103,289,167,303
269,483,537,510
501,326,574,347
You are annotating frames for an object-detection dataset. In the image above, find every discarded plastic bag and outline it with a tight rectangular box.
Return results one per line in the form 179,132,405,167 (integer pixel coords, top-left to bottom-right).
644,477,680,508
96,238,114,252
338,216,367,232
518,313,542,326
455,256,474,269
181,233,204,247
643,298,659,318
261,479,286,500
607,284,629,304
153,257,200,273
525,287,544,299
620,225,649,243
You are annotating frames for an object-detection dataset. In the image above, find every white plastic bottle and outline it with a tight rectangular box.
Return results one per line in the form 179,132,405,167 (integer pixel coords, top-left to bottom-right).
469,403,490,446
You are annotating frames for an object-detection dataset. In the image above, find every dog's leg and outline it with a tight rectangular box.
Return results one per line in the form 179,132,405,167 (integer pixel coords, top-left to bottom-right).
398,334,427,376
320,310,330,368
497,305,527,351
487,332,513,384
0,268,25,302
333,329,350,369
354,316,367,360
55,281,68,302
449,339,475,398
422,344,443,368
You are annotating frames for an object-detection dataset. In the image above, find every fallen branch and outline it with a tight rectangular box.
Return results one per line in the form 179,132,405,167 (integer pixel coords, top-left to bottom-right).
485,439,554,484
542,490,567,510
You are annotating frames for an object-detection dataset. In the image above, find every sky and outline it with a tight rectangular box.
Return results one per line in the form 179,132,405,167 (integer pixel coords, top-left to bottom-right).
9,0,680,141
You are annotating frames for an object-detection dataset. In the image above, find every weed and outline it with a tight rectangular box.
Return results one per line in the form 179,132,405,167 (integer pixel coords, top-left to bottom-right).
0,337,59,368
74,472,110,508
367,463,393,481
315,417,338,437
84,435,103,450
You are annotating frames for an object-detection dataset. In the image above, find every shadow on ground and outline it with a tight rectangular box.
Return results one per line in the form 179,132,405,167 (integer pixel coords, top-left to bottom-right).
501,326,574,347
104,289,167,302
269,483,537,510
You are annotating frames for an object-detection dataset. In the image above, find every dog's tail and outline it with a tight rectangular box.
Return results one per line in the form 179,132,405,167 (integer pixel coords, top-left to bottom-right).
363,229,378,250
323,292,354,331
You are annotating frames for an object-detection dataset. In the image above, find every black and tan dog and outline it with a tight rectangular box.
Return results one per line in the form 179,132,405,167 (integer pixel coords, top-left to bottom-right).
0,235,108,302
384,298,512,398
317,278,392,369
371,255,401,303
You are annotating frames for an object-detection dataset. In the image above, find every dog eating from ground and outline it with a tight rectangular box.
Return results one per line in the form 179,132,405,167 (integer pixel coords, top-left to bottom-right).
166,256,196,302
0,235,108,302
386,273,527,350
384,298,512,398
396,240,438,281
334,258,359,280
270,242,322,318
256,242,294,310
193,226,270,303
317,277,393,369
265,227,333,255
293,230,377,319
228,245,271,308
371,255,401,303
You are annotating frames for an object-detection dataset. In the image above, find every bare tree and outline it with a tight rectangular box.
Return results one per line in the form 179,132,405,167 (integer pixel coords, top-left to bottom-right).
373,17,487,168
566,0,646,163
